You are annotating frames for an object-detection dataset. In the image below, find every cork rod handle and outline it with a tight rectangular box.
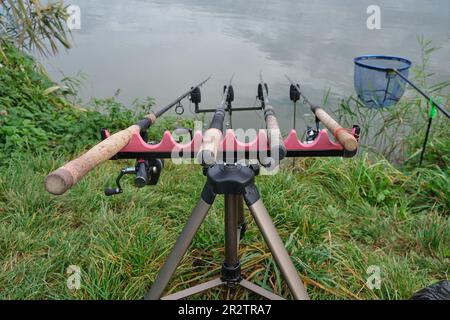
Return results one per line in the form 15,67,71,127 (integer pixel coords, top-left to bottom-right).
312,107,358,151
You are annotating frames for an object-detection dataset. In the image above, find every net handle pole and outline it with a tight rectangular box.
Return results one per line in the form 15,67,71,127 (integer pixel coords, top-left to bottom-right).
391,69,450,119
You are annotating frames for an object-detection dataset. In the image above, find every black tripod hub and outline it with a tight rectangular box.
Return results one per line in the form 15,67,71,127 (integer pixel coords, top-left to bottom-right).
202,164,260,206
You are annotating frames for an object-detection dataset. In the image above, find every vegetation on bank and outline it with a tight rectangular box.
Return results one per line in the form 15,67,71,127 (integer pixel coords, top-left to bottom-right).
0,2,448,299
0,150,448,300
337,36,450,170
0,0,70,57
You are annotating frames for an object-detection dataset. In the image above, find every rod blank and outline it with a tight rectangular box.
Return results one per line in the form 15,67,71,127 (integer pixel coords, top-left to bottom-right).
259,74,287,163
197,76,233,165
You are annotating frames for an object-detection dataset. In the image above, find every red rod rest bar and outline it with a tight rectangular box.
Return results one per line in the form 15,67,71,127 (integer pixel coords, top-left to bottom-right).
102,128,359,159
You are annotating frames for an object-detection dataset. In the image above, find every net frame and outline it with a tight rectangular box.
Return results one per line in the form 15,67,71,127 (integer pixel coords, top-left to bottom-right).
354,55,412,109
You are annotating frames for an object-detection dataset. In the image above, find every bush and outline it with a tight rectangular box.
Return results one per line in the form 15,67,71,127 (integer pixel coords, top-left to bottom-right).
0,44,143,164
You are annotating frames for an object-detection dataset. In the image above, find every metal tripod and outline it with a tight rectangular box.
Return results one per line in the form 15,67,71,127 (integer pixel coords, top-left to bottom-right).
144,164,310,300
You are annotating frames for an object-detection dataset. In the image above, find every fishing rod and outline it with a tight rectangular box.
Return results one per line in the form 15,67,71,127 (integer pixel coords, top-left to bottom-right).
45,75,212,195
287,76,320,143
197,75,234,165
285,75,358,152
258,73,287,165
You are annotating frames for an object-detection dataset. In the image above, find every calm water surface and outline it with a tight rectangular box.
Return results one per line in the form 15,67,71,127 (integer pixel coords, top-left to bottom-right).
42,0,450,132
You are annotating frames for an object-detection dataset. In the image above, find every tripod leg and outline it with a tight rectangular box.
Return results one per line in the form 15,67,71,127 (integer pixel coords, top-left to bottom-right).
237,196,246,239
247,198,310,300
221,194,242,294
224,195,239,268
145,198,213,300
161,278,224,300
240,279,285,300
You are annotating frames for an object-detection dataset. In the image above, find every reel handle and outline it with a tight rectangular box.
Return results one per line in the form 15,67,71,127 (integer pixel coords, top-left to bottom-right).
45,124,141,195
312,107,358,152
105,187,122,196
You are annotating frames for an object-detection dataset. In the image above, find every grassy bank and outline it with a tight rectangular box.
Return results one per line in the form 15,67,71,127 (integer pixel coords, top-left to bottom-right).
0,43,449,300
0,151,448,299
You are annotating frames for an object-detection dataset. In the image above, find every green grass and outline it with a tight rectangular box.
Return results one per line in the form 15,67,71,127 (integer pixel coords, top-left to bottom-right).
0,152,448,300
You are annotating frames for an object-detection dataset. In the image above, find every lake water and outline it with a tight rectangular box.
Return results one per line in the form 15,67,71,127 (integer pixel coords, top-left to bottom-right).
42,0,450,132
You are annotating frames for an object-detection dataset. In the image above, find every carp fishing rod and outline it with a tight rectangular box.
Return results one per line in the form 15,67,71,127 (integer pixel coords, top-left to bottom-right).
285,75,359,152
287,76,319,142
197,75,234,165
45,75,211,195
258,72,287,165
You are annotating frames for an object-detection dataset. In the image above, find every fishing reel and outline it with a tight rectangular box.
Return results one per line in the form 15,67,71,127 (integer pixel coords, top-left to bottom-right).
287,81,320,144
303,116,321,144
304,125,319,143
104,158,164,196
